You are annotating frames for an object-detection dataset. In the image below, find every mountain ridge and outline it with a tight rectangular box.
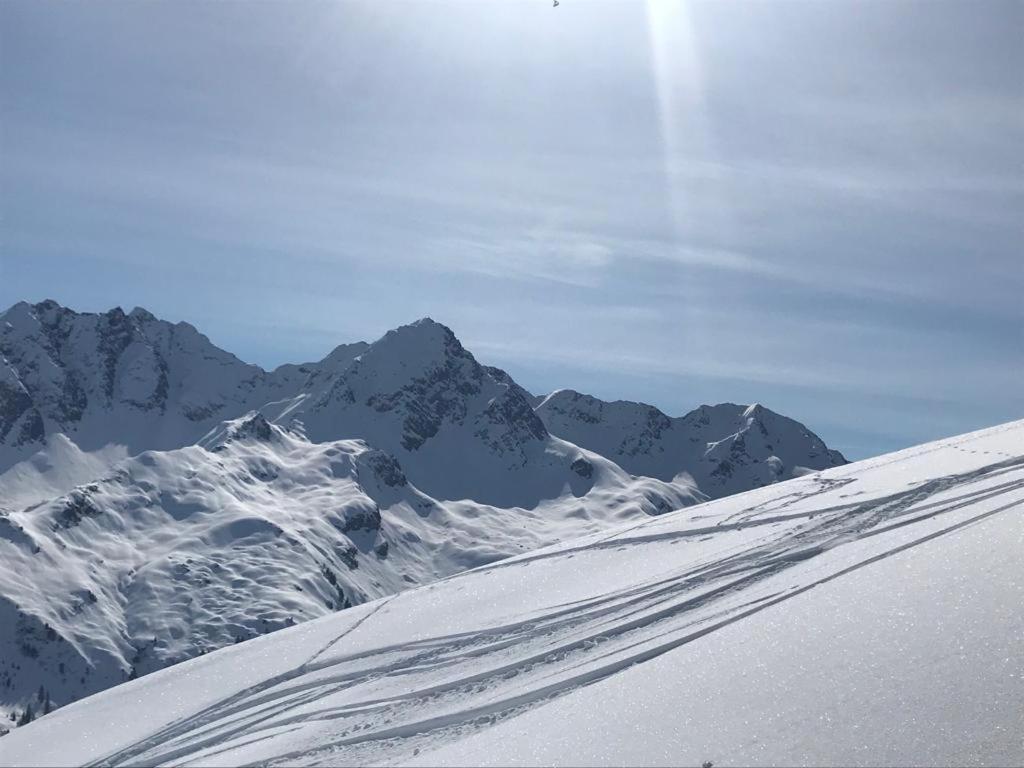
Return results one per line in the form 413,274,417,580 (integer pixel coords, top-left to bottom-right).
536,388,846,497
2,300,846,509
0,299,848,728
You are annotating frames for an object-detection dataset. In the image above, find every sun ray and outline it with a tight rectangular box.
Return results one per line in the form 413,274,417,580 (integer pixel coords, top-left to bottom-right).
645,0,734,352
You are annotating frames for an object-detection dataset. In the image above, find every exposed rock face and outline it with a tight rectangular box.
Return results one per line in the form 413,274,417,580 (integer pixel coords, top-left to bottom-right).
0,356,40,446
537,391,846,498
0,301,276,470
292,319,573,506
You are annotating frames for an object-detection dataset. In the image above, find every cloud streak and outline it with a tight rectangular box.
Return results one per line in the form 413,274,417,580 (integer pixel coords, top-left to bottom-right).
2,0,1021,459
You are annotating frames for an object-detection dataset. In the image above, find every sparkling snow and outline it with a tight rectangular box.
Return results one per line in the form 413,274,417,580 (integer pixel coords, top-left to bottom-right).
2,419,1020,767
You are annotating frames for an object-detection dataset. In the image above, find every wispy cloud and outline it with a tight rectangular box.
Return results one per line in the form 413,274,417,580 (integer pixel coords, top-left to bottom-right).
3,0,1021,459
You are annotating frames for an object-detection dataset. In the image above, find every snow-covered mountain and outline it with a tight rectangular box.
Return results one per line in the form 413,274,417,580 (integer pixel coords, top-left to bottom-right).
0,301,377,509
0,413,693,729
271,319,631,508
1,302,844,508
537,390,846,497
0,300,848,729
3,419,1019,767
0,301,291,507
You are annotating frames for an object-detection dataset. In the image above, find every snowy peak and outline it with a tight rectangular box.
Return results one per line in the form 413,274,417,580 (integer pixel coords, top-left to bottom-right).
537,392,845,497
682,401,846,486
326,318,486,421
0,301,268,464
296,319,554,504
198,412,284,450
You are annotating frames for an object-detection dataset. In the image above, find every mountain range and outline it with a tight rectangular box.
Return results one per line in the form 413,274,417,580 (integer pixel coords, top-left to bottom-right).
0,300,846,728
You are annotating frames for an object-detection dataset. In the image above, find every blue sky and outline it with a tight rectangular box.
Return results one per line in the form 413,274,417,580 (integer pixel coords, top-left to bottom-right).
1,0,1021,460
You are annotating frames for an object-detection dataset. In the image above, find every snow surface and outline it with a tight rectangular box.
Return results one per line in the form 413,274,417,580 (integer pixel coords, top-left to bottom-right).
3,419,1020,767
0,415,695,726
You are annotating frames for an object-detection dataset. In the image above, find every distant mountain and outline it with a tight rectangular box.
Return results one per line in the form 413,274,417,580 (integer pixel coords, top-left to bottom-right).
275,319,627,507
537,390,846,498
0,300,847,728
0,301,295,506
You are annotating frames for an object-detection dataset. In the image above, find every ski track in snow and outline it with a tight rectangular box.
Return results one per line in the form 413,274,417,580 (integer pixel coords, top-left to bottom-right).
79,436,1024,767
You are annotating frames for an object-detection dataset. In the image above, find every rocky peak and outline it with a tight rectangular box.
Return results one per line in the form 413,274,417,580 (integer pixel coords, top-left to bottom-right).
308,318,547,453
0,301,274,468
538,394,846,496
224,413,277,443
128,307,157,323
355,318,465,381
199,412,283,451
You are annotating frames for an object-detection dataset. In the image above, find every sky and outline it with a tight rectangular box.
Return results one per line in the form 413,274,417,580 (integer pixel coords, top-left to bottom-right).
1,0,1021,460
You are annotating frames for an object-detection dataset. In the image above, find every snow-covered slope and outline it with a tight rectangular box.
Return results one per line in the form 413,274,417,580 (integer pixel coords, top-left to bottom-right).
4,419,1020,767
275,319,628,507
0,414,696,727
0,301,369,509
0,302,295,506
537,390,846,497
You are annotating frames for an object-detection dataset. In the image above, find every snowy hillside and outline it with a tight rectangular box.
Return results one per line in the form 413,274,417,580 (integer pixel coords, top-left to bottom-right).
0,301,369,509
537,390,846,496
0,414,695,729
3,419,1020,767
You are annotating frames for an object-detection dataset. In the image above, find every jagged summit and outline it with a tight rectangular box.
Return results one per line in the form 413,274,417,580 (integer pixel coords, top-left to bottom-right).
0,300,269,473
198,412,283,450
292,316,563,506
339,318,469,395
538,391,845,497
402,315,447,331
1,301,846,507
